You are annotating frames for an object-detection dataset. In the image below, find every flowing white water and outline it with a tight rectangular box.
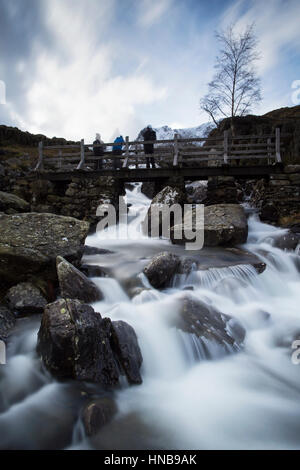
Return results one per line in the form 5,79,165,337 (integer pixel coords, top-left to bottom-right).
1,183,300,450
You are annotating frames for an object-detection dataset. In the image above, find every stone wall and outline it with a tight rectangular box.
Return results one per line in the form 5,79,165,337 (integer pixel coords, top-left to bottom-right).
250,165,300,227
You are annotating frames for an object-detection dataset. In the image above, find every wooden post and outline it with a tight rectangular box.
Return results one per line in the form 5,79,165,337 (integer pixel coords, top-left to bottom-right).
267,137,271,165
223,130,229,164
275,128,282,163
34,141,44,171
135,143,138,169
173,133,179,166
76,139,85,170
122,136,130,168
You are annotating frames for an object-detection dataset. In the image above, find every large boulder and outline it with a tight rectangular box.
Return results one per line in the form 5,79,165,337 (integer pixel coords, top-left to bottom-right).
0,191,30,214
143,252,181,289
0,213,90,283
37,299,143,385
171,204,248,247
82,397,117,437
56,256,103,303
0,303,16,340
4,282,47,316
110,321,143,385
175,295,245,354
142,186,186,236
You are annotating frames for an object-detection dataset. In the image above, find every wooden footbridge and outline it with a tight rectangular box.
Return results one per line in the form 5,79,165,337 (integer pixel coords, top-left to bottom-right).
33,129,285,182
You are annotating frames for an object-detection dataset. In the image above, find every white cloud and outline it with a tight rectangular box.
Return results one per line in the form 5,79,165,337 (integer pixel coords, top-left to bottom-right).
8,0,167,142
138,0,172,28
221,0,300,74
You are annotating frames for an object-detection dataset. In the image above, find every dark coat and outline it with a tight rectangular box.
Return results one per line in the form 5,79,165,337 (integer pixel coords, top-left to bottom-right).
93,139,104,156
142,128,156,154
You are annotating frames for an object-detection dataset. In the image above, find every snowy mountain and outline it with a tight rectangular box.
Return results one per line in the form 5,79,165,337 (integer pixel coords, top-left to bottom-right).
136,122,214,147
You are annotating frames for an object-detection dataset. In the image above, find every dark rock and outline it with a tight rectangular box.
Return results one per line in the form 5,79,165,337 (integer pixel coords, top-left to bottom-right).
0,191,30,214
37,299,119,384
56,256,103,303
141,182,156,199
125,183,135,191
260,202,279,224
110,321,143,385
142,186,186,236
82,397,117,437
80,264,108,278
176,295,245,350
84,245,114,256
177,257,198,276
0,213,89,284
272,231,300,251
4,282,47,316
171,204,248,247
0,303,16,340
143,252,181,289
37,299,143,386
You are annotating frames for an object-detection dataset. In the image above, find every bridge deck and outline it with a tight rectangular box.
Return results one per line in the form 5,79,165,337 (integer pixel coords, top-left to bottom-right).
31,164,283,182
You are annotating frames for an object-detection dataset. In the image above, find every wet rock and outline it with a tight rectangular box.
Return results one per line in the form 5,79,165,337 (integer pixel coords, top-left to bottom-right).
143,252,181,289
84,246,114,256
141,182,156,199
0,303,16,340
186,181,207,204
110,321,143,385
0,213,89,284
142,186,186,236
37,299,119,384
0,191,30,214
37,299,143,386
260,202,279,223
176,295,245,349
56,256,103,303
272,232,300,251
80,264,108,278
4,282,47,316
82,397,117,437
171,204,248,247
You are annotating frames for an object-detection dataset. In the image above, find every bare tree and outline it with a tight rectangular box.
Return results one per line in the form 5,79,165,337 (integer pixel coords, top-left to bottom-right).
200,24,262,132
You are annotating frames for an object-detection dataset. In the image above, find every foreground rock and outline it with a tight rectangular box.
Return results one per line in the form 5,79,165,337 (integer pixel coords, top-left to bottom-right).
0,303,16,340
142,186,186,236
171,204,248,247
143,252,181,289
82,397,117,437
271,231,300,251
56,256,103,303
37,299,143,385
0,191,30,214
175,295,245,353
0,213,90,283
4,282,47,316
110,321,143,385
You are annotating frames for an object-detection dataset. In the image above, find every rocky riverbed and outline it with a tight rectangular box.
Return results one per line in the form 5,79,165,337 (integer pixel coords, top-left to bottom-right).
0,180,300,449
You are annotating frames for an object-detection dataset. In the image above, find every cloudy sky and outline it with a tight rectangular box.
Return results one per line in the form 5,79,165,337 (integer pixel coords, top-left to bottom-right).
0,0,300,143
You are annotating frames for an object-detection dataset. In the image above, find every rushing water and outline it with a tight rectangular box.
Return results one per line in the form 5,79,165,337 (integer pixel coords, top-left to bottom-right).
1,182,300,450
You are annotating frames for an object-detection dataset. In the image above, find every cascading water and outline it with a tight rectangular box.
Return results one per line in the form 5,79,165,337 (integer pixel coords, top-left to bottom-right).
1,182,300,450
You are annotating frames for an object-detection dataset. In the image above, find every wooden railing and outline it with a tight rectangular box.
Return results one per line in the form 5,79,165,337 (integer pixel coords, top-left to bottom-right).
34,128,284,171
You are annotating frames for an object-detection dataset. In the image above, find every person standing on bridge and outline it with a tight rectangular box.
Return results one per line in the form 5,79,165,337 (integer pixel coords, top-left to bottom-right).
142,125,156,169
112,134,124,170
93,133,105,170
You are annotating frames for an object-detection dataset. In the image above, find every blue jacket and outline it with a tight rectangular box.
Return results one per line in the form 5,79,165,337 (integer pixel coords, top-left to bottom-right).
113,136,124,152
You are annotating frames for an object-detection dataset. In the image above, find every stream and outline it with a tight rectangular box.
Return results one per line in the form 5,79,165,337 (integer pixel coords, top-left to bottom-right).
1,183,300,450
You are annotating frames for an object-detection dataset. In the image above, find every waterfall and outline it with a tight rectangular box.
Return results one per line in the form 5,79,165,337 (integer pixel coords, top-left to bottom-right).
1,182,300,450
